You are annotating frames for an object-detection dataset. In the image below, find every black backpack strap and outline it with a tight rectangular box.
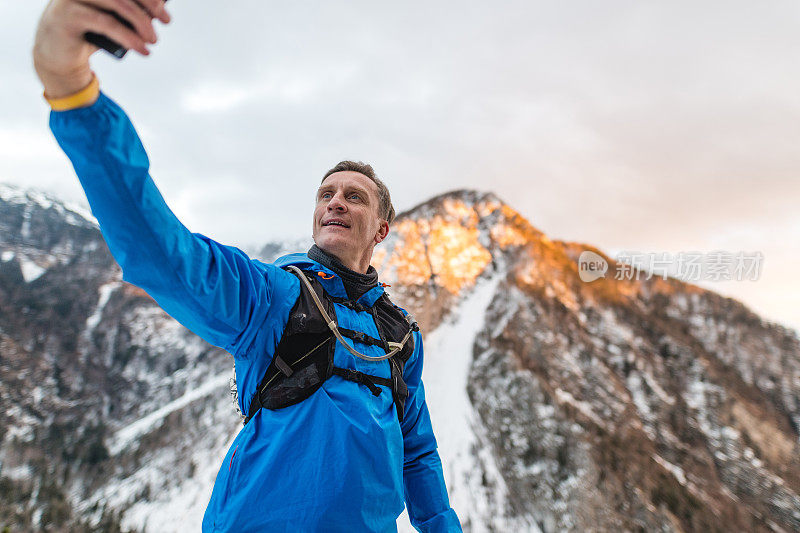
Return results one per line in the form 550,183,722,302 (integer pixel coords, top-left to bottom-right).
244,386,265,425
327,295,369,313
338,328,385,348
389,358,408,423
330,362,409,424
332,366,392,397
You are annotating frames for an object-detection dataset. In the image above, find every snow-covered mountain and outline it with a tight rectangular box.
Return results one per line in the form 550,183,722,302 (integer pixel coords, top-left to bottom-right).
1,184,798,532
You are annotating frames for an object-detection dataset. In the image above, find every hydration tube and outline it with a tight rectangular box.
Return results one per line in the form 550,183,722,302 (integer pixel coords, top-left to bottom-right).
287,265,414,362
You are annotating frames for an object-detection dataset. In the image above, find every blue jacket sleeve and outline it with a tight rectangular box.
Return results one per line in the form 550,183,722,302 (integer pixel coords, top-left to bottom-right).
400,332,462,532
49,92,296,357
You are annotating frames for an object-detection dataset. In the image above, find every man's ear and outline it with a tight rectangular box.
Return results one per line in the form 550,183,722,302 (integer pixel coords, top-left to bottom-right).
375,220,390,244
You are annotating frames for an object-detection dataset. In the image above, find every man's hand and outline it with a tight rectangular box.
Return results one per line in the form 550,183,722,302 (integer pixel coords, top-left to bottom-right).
33,0,171,99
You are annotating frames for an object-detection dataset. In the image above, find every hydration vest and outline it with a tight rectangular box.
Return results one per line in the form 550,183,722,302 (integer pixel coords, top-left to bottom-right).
234,265,418,426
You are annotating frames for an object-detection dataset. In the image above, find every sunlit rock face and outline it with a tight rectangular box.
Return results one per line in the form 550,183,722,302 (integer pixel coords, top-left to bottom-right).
374,190,541,331
1,186,799,532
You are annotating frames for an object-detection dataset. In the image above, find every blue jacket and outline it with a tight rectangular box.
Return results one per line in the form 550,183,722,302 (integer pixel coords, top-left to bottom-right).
49,92,461,532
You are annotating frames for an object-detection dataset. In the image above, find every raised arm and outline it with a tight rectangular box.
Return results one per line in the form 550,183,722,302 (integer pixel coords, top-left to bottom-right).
32,1,297,355
401,333,462,532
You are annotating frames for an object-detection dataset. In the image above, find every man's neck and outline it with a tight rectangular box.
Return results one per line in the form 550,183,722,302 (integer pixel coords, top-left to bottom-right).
307,245,378,301
319,248,370,274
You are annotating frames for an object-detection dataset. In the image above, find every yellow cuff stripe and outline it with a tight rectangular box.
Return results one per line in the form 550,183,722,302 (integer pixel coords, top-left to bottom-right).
45,74,100,111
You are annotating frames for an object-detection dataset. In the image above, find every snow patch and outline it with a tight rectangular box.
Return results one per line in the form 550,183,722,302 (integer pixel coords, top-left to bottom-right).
0,184,30,204
397,276,536,532
62,201,97,226
119,432,235,533
109,374,230,455
85,282,121,332
0,183,97,227
77,392,240,533
653,455,687,485
627,371,652,420
554,388,606,428
1,251,14,262
20,204,32,239
642,370,675,405
1,463,33,481
19,257,46,282
3,407,38,443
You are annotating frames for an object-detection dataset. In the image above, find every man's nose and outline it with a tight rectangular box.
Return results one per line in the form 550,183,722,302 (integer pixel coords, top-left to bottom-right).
327,193,347,211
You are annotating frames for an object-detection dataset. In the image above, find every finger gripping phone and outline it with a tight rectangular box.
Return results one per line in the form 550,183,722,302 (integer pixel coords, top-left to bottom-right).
84,9,134,59
84,1,167,59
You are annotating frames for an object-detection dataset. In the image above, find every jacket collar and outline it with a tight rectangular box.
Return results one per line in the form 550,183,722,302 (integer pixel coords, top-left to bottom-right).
274,253,386,306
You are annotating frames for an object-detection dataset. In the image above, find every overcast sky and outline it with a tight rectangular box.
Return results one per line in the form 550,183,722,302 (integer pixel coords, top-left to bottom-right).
2,1,799,332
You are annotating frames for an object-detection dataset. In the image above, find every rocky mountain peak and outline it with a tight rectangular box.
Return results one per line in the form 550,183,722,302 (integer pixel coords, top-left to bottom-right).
374,188,650,329
0,184,96,232
394,189,544,250
374,189,545,325
0,184,103,284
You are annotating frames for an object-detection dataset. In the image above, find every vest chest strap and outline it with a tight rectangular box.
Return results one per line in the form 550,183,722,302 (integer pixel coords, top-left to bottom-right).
332,367,391,396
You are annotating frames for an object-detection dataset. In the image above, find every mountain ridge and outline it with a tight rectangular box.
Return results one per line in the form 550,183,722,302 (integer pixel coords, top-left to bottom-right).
1,186,798,532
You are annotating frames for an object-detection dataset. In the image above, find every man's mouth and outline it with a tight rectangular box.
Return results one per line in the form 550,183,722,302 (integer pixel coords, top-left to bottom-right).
323,220,350,228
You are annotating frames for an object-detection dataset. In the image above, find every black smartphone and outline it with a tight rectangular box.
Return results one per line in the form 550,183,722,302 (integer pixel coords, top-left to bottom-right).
84,9,133,59
84,1,167,59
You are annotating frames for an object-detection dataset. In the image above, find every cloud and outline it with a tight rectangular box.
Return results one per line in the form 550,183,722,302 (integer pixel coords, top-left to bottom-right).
3,0,799,331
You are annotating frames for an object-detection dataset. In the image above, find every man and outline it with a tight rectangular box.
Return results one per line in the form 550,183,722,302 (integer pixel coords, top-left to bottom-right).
33,1,461,531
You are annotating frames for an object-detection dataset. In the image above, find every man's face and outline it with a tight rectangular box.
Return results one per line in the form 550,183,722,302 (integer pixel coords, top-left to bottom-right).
312,171,389,272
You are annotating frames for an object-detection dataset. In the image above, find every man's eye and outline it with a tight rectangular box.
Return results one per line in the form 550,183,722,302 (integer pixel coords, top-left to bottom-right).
321,192,332,199
348,194,361,201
